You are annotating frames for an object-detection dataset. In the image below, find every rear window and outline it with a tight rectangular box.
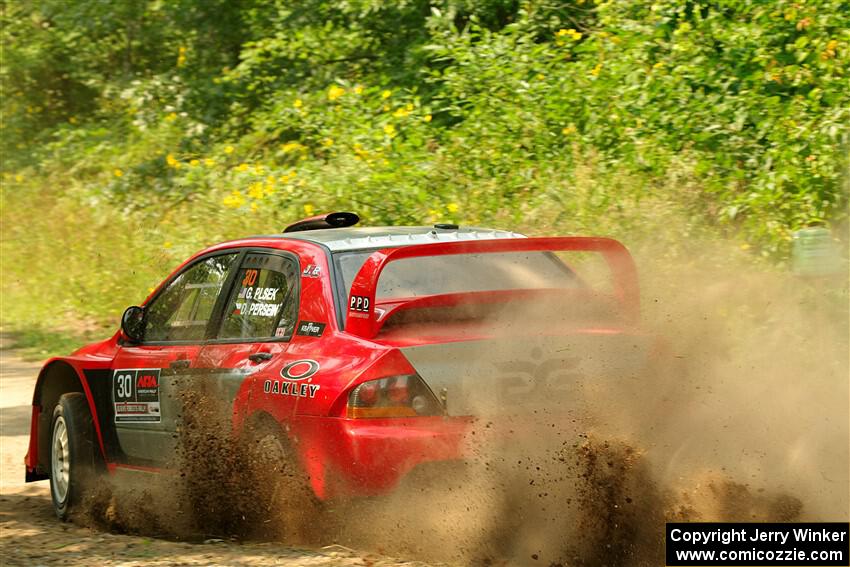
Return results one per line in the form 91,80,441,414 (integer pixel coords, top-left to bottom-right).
334,250,578,300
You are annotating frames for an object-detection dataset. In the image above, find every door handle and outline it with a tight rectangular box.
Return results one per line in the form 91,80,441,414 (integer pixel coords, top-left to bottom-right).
169,359,191,369
248,352,273,363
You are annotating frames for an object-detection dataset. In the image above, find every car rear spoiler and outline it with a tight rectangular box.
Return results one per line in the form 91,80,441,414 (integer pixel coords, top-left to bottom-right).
345,237,639,339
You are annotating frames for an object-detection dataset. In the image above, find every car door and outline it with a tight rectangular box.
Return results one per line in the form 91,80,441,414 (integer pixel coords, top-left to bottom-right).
195,251,301,425
110,251,241,465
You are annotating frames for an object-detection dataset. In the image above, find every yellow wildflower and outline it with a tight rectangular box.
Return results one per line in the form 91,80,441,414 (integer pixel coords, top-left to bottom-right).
264,182,276,196
163,241,173,249
446,203,459,213
304,203,315,216
591,63,603,76
224,145,235,154
328,85,345,101
204,158,215,166
392,107,410,118
353,143,370,159
822,39,838,59
250,203,259,212
266,175,276,185
254,164,265,174
424,114,432,123
189,159,200,167
556,28,582,41
248,182,264,200
166,154,180,168
354,85,364,95
222,191,245,208
236,163,249,172
166,112,178,121
383,124,397,137
281,142,303,153
294,98,303,109
562,125,576,136
381,90,392,99
113,168,124,177
322,138,334,147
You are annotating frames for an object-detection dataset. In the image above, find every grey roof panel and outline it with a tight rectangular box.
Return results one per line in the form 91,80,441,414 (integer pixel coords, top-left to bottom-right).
251,226,526,252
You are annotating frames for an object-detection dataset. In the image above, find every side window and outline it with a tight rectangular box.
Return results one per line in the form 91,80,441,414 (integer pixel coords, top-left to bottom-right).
218,253,299,340
145,253,239,342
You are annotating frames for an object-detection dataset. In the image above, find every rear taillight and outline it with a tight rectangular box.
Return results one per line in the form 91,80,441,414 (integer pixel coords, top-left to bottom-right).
348,374,442,419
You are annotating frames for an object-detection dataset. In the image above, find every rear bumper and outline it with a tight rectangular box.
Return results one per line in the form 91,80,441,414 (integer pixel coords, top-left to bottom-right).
290,415,471,499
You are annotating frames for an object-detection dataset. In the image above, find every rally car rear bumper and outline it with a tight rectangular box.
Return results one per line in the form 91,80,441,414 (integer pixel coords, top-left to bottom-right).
290,415,472,499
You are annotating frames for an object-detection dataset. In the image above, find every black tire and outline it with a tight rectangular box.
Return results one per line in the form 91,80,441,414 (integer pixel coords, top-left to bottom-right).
49,393,97,520
239,419,324,538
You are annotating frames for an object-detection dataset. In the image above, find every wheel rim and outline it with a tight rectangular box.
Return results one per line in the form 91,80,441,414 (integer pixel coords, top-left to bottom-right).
51,416,70,504
257,434,286,466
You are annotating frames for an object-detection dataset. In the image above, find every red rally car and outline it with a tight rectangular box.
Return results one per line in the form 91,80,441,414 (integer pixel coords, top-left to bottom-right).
25,212,654,519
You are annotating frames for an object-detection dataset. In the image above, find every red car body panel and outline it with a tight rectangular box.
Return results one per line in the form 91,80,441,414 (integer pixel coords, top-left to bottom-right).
25,227,648,499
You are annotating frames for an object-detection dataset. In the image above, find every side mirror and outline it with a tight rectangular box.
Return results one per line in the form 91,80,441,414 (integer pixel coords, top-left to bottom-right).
121,306,146,343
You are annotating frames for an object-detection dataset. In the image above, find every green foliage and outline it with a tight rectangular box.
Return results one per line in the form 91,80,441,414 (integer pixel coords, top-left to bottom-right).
1,0,848,337
4,326,100,361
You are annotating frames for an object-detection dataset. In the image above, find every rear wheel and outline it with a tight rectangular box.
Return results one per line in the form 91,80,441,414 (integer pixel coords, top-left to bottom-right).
49,393,97,520
240,419,323,539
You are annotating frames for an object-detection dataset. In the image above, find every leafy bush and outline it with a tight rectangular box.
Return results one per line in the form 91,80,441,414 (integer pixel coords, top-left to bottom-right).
1,0,848,337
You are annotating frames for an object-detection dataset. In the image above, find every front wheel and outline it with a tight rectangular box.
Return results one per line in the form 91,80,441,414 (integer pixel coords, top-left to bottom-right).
49,393,97,520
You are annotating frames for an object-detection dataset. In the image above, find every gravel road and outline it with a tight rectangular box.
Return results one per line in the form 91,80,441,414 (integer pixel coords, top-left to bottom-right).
0,341,440,567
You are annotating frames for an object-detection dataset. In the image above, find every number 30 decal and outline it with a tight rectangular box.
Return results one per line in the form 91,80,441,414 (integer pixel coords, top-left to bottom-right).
115,372,134,399
349,295,370,313
242,269,259,286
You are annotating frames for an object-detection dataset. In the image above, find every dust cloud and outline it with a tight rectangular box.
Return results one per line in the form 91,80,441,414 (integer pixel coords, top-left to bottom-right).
334,242,848,565
73,241,848,566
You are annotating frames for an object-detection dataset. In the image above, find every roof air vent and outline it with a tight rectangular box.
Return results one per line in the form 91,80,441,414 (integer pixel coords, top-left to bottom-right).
284,211,360,233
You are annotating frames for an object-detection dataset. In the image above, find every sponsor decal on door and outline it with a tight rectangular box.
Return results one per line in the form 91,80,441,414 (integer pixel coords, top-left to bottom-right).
112,368,162,423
